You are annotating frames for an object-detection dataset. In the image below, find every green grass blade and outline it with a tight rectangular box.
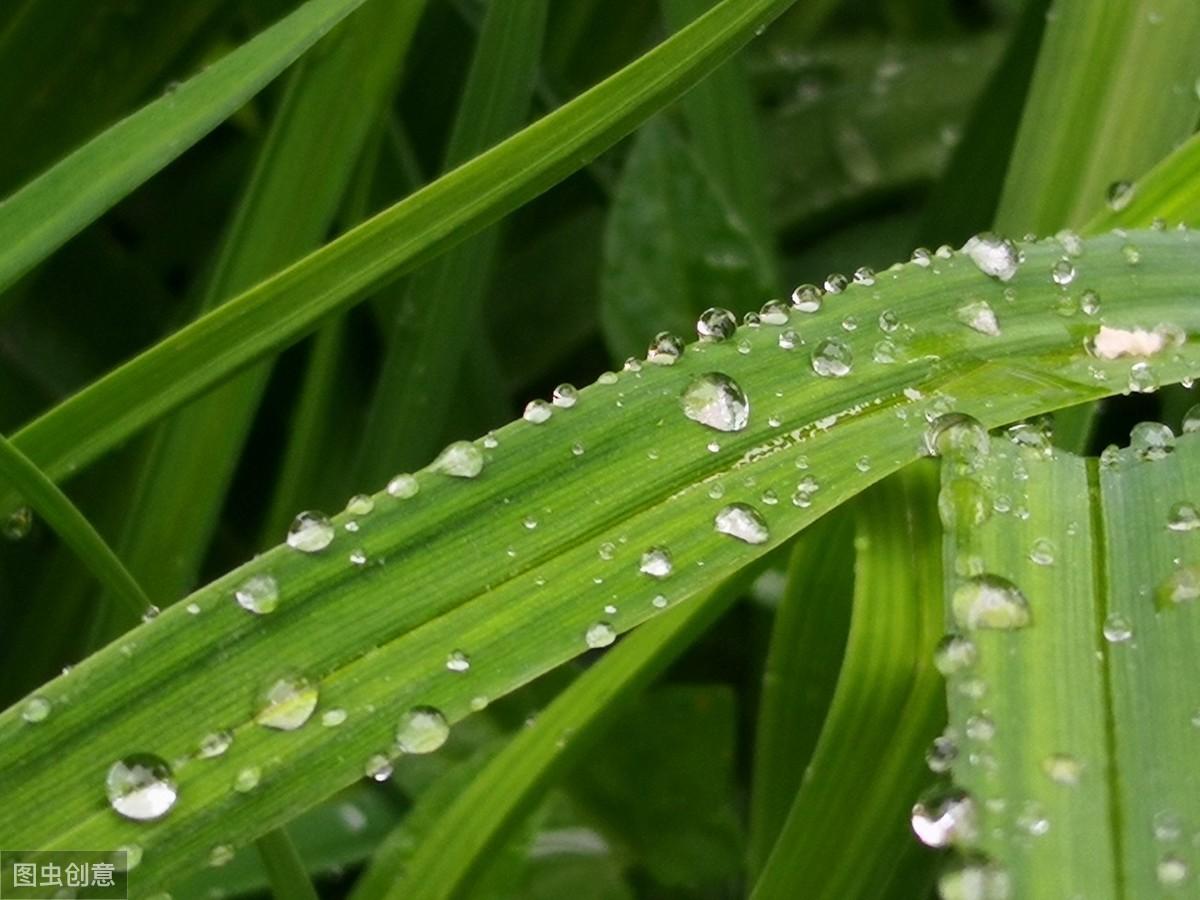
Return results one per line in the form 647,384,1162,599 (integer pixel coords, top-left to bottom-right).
750,466,944,898
995,0,1200,234
101,0,428,625
747,508,854,877
0,432,148,620
1,0,803,519
255,827,320,900
370,572,755,900
1084,130,1200,233
354,0,549,483
936,426,1200,895
2,232,1200,893
0,0,376,296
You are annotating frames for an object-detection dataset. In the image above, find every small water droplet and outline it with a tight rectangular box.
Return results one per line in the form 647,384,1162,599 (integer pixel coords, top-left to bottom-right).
811,337,853,377
22,696,50,723
697,307,737,341
365,754,393,782
911,247,933,268
1131,422,1175,460
926,734,958,773
956,299,1001,336
322,708,347,727
396,707,450,754
934,633,978,675
106,754,177,821
387,473,419,498
234,766,261,793
585,621,616,648
1042,753,1082,785
681,373,750,432
1107,180,1135,211
791,284,823,312
953,574,1031,630
853,266,875,286
778,328,800,350
234,574,279,615
287,511,334,553
1028,538,1056,566
1156,565,1200,609
639,547,673,579
198,731,233,759
432,441,484,477
552,384,578,408
759,299,790,325
345,494,374,516
524,399,553,424
925,413,990,463
446,649,471,672
647,332,684,366
1050,258,1076,286
209,844,235,867
911,787,976,847
652,594,668,609
1167,501,1200,532
824,273,848,294
714,503,770,544
255,674,318,730
1157,854,1189,888
1103,612,1133,643
963,232,1019,281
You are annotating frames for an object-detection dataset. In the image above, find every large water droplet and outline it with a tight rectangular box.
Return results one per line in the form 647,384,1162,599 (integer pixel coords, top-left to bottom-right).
647,332,684,366
952,574,1032,630
552,384,578,409
287,511,334,553
963,233,1019,281
811,337,853,377
697,307,737,341
22,696,50,723
925,413,990,462
1130,422,1175,461
681,373,750,432
911,787,976,847
1103,612,1133,643
639,547,673,579
1157,855,1189,888
1167,501,1200,532
585,621,616,648
255,675,319,730
387,473,419,499
198,731,233,759
106,754,178,821
396,707,450,754
791,284,823,312
714,503,770,544
759,299,790,325
234,574,279,615
432,441,484,477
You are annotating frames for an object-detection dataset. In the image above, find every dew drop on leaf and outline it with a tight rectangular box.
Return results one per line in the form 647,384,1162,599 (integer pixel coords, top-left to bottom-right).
1042,753,1082,786
198,731,233,759
255,674,318,731
926,734,958,773
811,337,853,377
962,232,1019,281
1156,565,1200,609
234,574,279,615
956,299,1001,336
523,399,553,424
287,511,334,553
937,854,1011,900
696,307,737,341
911,787,976,847
1130,422,1175,460
446,649,471,672
1103,612,1133,643
639,547,673,579
386,473,419,499
925,413,989,462
1167,501,1200,532
396,707,450,754
952,574,1031,630
106,754,177,821
21,696,50,723
552,383,579,408
234,766,261,793
585,621,616,649
934,633,978,675
790,283,823,313
714,503,770,544
1183,404,1200,434
1106,180,1134,211
3,506,32,540
208,845,235,867
1050,258,1076,286
432,440,484,477
345,494,374,516
647,332,684,366
364,754,393,782
680,373,750,432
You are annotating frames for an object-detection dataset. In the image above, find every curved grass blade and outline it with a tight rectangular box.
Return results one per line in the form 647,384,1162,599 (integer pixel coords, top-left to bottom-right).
256,827,320,900
364,571,757,900
936,428,1200,895
0,432,148,620
750,466,944,898
354,0,549,483
1084,130,1200,234
747,508,854,877
2,232,1200,893
0,0,377,296
1,0,804,519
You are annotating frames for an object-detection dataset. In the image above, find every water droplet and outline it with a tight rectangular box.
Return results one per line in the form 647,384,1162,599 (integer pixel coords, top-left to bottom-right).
853,266,876,286
953,574,1031,630
714,503,770,544
446,649,471,672
234,574,279,615
106,754,177,821
639,547,673,579
652,594,668,609
1028,538,1056,566
1167,501,1200,532
680,373,750,432
759,299,790,325
697,307,737,341
911,787,976,847
824,273,848,294
552,384,578,408
524,399,553,424
3,506,32,540
937,854,1010,900
1156,565,1200,609
778,328,800,350
811,337,853,377
585,621,616,649
1157,855,1189,887
234,766,261,792
209,844,234,867
1050,258,1076,286
911,247,933,268
396,706,450,754
387,473,419,498
1103,612,1133,643
926,734,958,773
1042,753,1082,785
1107,180,1135,211
349,548,367,567
647,332,684,366
963,233,1019,281
956,299,1001,336
1006,422,1053,457
198,731,233,759
22,696,50,723
925,413,990,462
346,494,374,516
1016,801,1050,837
287,511,334,553
934,633,978,675
322,708,347,727
1131,422,1175,460
791,284,823,312
432,441,484,477
255,675,318,730
364,754,393,782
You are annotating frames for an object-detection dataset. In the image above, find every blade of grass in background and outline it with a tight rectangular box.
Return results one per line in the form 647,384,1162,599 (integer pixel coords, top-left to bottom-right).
750,466,943,898
937,428,1200,896
0,0,376,295
747,508,854,878
256,827,321,900
354,0,549,484
993,0,1200,453
0,0,807,518
2,232,1200,892
365,569,759,900
0,433,148,619
92,0,429,640
1084,130,1200,233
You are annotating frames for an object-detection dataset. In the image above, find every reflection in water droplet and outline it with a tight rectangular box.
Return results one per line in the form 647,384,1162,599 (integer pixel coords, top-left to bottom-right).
106,754,178,821
585,622,616,649
387,473,419,498
811,338,853,377
446,650,471,672
791,284,823,313
396,707,450,754
963,233,1019,281
1156,565,1200,609
1130,422,1175,461
235,574,279,615
198,731,233,759
1042,753,1082,785
680,373,750,432
287,511,334,553
934,634,978,675
639,547,673,579
524,399,553,424
956,299,1001,336
911,787,976,847
714,503,770,544
697,307,737,341
255,675,319,731
22,696,50,723
647,332,684,366
952,575,1031,630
